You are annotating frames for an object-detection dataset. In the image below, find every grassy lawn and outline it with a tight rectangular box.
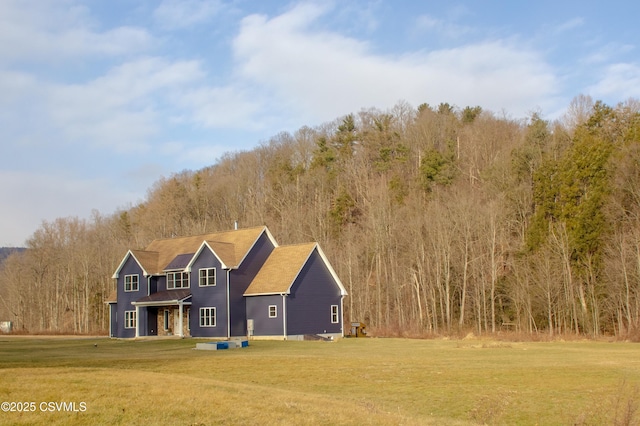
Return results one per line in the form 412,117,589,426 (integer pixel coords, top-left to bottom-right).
1,336,640,425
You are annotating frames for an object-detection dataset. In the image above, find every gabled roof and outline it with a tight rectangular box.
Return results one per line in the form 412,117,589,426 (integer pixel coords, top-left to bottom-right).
113,226,275,277
111,249,159,278
244,243,347,296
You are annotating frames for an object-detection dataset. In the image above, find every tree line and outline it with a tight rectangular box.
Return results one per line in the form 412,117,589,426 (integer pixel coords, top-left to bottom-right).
1,95,639,337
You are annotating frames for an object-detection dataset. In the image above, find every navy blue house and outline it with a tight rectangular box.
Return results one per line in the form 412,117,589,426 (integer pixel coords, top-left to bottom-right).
107,226,347,340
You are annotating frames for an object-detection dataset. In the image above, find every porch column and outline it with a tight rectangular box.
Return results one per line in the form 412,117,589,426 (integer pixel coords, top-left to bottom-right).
178,302,184,338
135,305,140,338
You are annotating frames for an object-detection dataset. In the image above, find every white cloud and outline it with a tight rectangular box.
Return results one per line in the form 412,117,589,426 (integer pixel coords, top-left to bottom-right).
0,0,152,63
232,3,558,122
554,17,585,34
588,63,640,99
41,57,206,152
176,85,267,130
413,14,472,39
153,0,223,30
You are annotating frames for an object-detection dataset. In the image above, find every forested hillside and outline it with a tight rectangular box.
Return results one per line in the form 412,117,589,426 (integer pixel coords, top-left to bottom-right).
0,248,25,264
1,95,639,337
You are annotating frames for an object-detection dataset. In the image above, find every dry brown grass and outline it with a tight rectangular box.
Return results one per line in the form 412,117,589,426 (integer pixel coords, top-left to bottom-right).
1,336,640,425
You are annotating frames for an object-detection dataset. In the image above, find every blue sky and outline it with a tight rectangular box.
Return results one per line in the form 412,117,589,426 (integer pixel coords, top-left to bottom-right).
1,0,639,246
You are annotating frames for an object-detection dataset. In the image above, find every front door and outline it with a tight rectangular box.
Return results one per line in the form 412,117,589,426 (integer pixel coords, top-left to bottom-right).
147,308,157,336
174,308,181,336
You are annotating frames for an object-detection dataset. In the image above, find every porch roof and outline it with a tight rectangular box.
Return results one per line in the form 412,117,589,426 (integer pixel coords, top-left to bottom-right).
132,289,192,306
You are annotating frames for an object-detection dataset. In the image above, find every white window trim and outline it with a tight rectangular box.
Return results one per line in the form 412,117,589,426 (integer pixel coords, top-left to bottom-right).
331,305,339,324
163,309,170,331
124,274,139,292
199,268,216,287
167,271,190,289
200,307,216,327
268,305,277,318
124,310,136,329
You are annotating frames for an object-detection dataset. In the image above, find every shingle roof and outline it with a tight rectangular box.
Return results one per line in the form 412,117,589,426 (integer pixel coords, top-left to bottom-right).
206,241,236,267
104,290,117,303
244,243,316,296
164,253,195,271
130,250,159,276
133,289,191,305
139,226,266,274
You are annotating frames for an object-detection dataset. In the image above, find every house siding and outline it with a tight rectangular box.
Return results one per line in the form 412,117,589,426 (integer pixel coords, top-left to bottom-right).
115,256,146,338
229,232,275,336
246,294,284,337
189,246,227,338
109,303,117,337
286,248,343,336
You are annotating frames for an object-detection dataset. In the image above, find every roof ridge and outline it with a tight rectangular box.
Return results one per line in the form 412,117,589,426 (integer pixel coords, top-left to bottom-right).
145,226,266,244
276,242,316,248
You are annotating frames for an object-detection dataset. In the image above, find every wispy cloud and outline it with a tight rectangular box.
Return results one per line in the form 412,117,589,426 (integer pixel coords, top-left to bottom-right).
153,0,224,30
413,14,472,39
0,0,152,63
588,63,640,99
232,3,557,122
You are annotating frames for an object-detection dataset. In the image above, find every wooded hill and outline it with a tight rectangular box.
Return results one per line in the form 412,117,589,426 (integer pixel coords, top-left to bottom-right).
1,95,639,337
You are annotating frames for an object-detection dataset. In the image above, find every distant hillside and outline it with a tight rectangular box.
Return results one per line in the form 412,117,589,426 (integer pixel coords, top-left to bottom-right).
0,247,26,264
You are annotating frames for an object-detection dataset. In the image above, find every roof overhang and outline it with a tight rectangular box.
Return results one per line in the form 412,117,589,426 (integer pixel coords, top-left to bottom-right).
131,290,192,307
112,250,152,279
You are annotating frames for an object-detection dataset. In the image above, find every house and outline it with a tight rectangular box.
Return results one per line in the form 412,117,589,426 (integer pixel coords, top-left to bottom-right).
107,226,347,340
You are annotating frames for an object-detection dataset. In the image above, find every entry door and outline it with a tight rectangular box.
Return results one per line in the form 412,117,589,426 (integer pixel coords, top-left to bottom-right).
174,308,181,335
147,308,157,336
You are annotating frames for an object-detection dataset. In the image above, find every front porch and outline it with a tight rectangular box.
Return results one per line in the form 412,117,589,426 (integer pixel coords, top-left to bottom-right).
132,290,191,338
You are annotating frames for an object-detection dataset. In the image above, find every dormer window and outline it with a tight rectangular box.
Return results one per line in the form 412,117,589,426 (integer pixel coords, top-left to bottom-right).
167,271,189,289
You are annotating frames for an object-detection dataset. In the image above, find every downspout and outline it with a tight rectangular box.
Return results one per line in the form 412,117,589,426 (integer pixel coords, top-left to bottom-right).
282,293,287,340
340,296,345,337
226,269,231,339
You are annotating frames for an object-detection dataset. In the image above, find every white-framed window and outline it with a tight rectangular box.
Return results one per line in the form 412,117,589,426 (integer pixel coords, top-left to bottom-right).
200,307,216,327
331,305,339,323
167,271,189,289
125,311,136,329
199,268,216,286
163,310,170,331
268,305,277,318
124,274,139,292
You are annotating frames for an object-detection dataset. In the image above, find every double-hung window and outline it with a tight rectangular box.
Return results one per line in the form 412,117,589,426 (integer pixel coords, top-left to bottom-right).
268,305,277,318
124,274,139,292
125,311,137,329
167,272,189,289
199,268,216,287
331,305,339,323
200,307,216,327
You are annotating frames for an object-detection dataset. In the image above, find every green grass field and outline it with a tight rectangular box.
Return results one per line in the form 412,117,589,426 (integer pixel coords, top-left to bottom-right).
1,336,640,425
